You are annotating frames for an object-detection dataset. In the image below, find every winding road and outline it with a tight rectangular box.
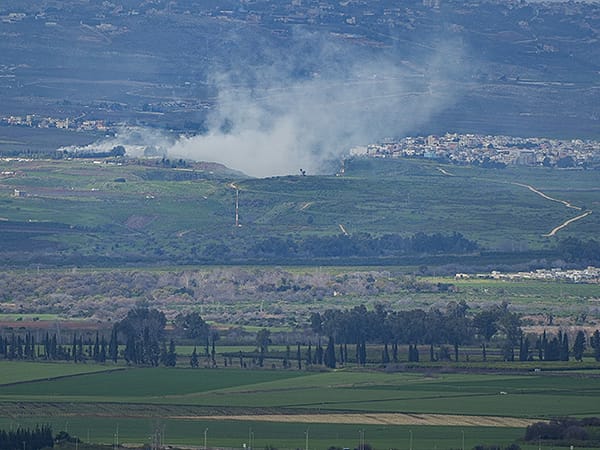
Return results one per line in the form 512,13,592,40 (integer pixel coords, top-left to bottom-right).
511,181,592,236
436,166,593,237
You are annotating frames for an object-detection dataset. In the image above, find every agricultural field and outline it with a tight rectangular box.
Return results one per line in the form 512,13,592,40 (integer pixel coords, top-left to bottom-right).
1,362,600,449
0,361,119,385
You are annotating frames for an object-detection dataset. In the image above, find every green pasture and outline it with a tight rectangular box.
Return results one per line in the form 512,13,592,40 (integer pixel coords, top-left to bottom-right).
0,361,120,384
1,365,600,419
0,416,528,450
1,364,600,447
0,367,303,401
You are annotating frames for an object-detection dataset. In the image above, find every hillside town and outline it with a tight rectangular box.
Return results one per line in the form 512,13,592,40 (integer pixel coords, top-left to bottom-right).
457,266,600,284
352,133,600,168
1,114,108,133
3,110,600,169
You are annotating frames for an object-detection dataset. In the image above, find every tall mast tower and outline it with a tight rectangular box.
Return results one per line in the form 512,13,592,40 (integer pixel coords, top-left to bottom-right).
235,188,240,227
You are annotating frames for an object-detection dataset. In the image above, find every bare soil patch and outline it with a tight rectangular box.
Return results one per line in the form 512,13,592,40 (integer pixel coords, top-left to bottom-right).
176,413,537,427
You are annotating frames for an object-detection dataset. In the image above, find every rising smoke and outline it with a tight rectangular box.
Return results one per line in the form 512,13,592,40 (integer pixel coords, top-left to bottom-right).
168,32,465,177
71,31,466,178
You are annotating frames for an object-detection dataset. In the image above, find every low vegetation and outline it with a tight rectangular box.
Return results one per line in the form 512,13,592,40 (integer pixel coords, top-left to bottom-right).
0,158,598,268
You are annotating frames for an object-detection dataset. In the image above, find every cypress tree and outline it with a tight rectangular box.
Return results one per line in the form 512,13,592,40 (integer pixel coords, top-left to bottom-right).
561,332,570,361
167,339,177,367
360,341,367,365
190,346,199,368
78,336,84,362
324,336,336,368
591,329,600,362
284,344,291,369
17,335,24,359
50,334,57,360
541,330,548,360
573,330,586,362
100,335,107,362
24,333,31,359
72,334,78,363
211,337,216,366
383,342,390,364
9,333,16,360
93,331,100,361
109,326,119,363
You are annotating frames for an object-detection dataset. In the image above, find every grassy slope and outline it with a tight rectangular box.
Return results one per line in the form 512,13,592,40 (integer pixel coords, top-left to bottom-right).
0,157,598,264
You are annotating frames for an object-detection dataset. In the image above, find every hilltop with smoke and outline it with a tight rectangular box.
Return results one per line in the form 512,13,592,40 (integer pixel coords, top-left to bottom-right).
1,1,600,175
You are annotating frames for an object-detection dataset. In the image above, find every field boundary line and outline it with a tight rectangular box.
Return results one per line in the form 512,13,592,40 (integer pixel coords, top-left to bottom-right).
0,367,127,387
175,413,541,427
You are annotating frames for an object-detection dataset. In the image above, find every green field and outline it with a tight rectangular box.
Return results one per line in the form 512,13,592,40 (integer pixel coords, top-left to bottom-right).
1,362,600,448
0,417,526,450
0,361,119,384
0,157,598,268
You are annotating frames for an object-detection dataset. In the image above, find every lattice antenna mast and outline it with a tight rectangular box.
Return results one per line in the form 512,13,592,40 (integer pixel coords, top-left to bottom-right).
235,188,240,227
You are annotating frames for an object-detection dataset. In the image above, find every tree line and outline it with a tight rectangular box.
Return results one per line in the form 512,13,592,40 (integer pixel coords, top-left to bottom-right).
557,237,600,265
525,417,600,445
308,302,600,367
0,425,53,450
2,304,600,367
0,307,211,366
250,231,478,259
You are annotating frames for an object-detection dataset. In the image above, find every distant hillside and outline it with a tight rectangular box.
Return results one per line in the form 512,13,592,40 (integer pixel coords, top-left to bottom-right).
0,157,597,269
1,0,599,156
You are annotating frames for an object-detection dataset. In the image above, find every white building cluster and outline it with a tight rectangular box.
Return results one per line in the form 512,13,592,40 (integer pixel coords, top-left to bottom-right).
356,133,600,168
457,266,600,284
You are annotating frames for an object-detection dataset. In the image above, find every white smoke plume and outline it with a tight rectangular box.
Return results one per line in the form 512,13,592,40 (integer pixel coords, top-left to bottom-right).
68,32,466,178
168,33,466,177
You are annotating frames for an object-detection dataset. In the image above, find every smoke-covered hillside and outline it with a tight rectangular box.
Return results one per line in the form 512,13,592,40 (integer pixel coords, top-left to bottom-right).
1,0,599,175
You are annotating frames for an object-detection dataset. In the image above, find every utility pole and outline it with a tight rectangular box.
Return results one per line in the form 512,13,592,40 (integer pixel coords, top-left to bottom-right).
204,428,208,450
409,429,413,450
305,428,309,450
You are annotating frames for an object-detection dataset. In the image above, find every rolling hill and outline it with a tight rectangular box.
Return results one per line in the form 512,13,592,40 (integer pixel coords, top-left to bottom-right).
0,156,597,268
